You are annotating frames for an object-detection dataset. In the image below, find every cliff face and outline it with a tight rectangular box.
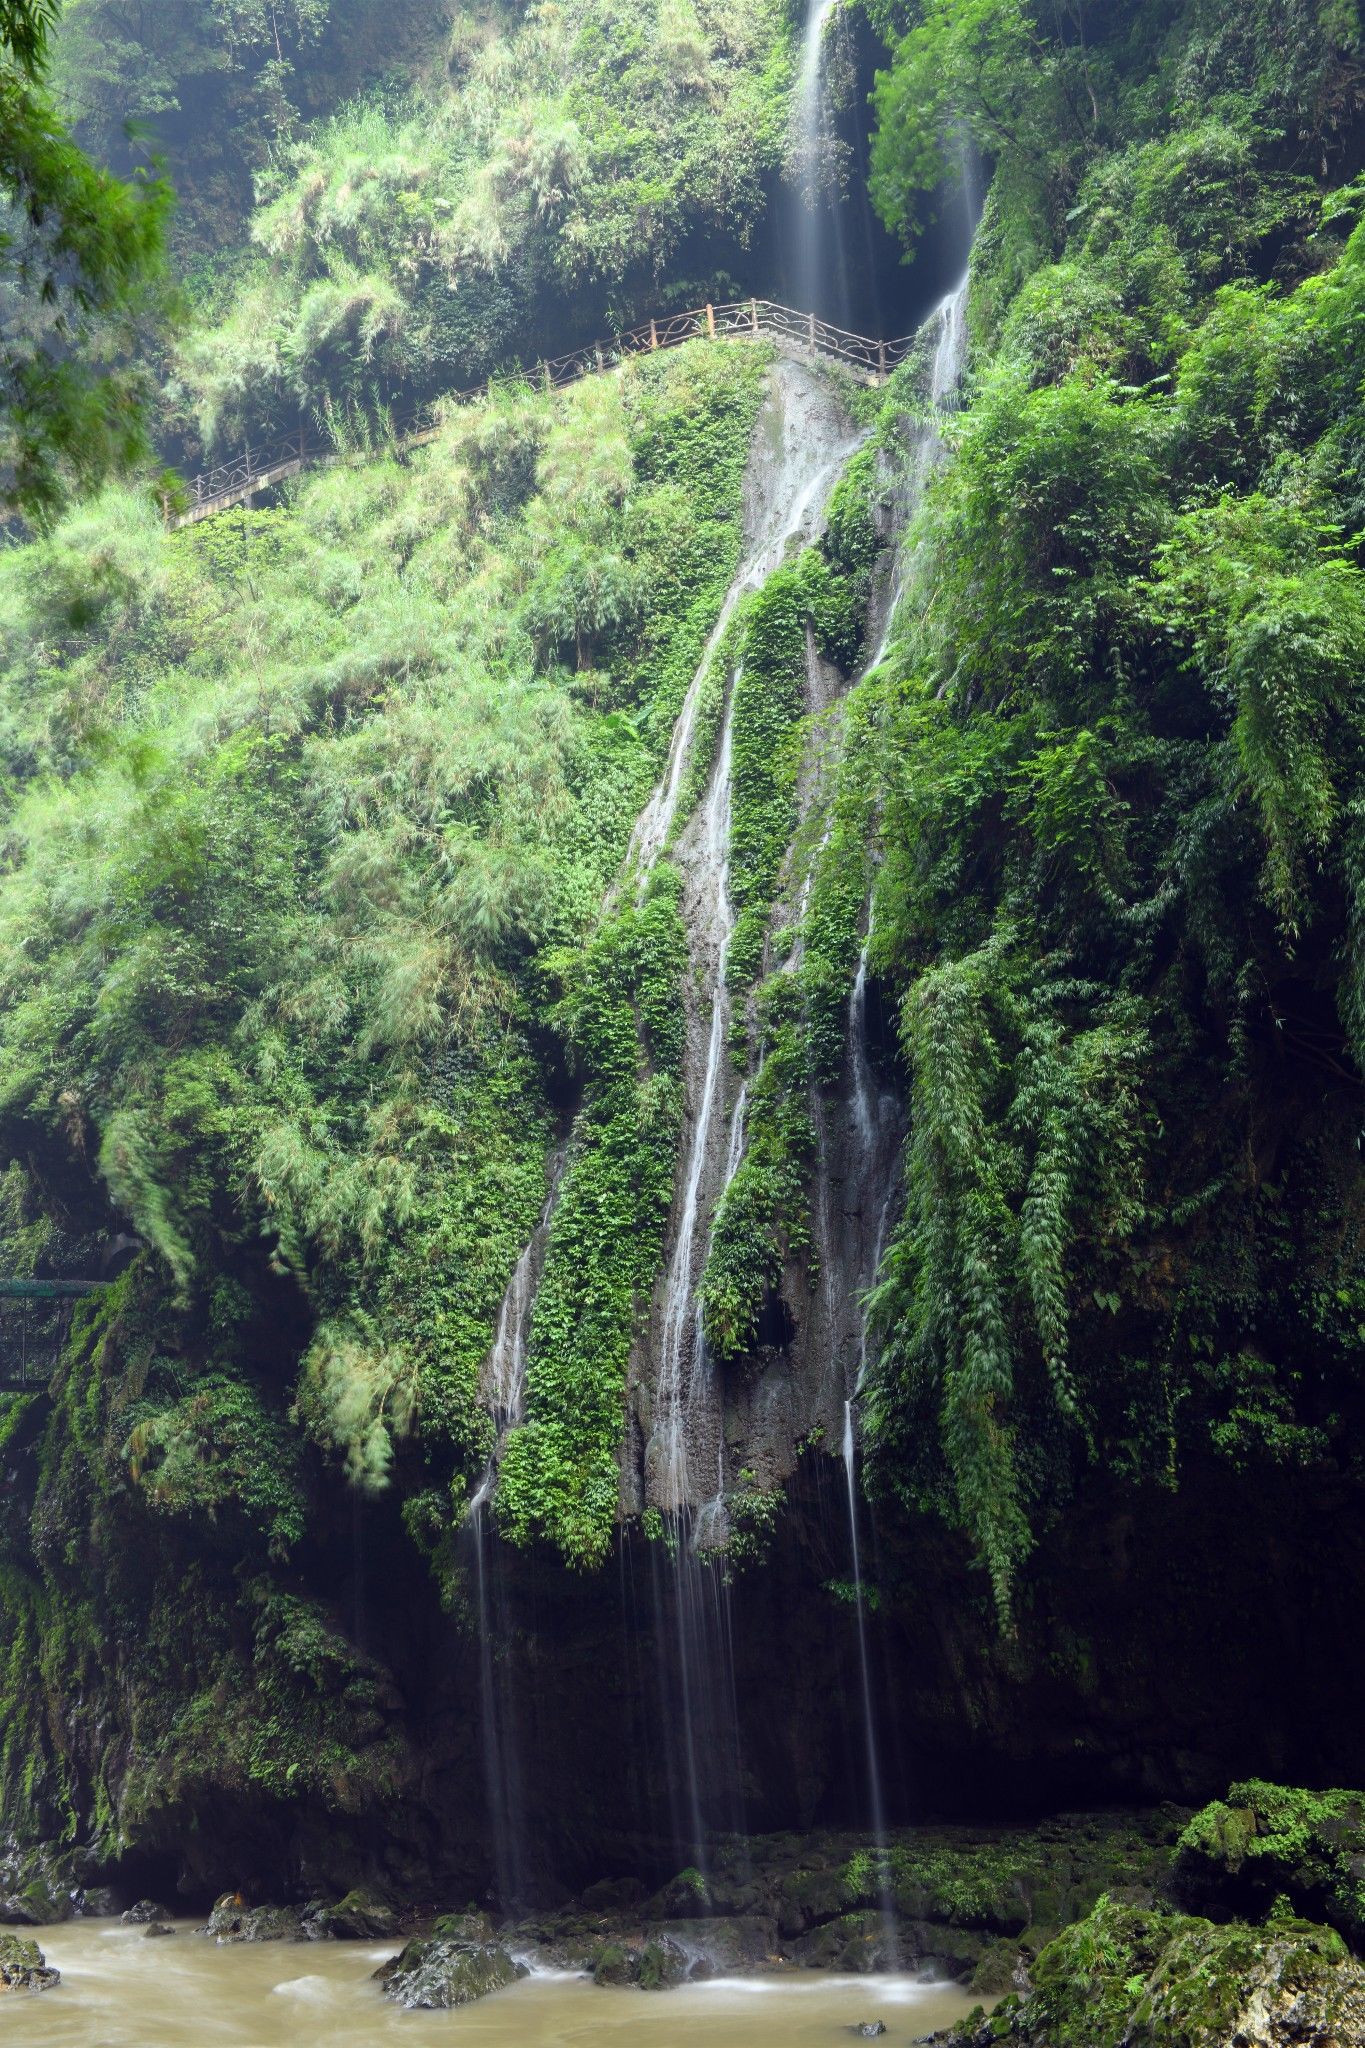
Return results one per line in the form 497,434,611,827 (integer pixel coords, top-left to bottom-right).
3,0,1365,1913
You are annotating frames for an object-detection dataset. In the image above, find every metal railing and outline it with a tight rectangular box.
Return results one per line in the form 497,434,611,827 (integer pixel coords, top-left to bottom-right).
170,298,921,526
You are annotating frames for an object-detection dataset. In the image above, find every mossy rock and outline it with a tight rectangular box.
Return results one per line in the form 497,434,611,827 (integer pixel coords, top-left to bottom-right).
0,1932,59,1992
431,1909,494,1943
205,1897,307,1943
123,1898,172,1925
638,1937,688,1989
1175,1783,1365,1947
933,1896,1365,2048
970,1937,1027,1995
305,1888,397,1939
591,1940,638,1986
376,1936,526,2008
0,1845,75,1926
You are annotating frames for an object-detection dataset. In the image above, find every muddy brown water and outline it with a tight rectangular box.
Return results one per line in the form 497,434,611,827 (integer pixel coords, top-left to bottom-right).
8,1919,985,2046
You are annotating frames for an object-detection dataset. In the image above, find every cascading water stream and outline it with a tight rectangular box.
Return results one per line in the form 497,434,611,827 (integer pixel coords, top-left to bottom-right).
834,272,970,1924
647,380,865,1515
467,1161,563,1910
789,0,850,324
643,367,864,1871
629,421,866,887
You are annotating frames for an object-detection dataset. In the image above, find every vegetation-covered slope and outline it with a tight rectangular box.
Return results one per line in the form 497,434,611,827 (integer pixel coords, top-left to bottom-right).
2,0,1365,1912
151,0,796,455
859,0,1365,1618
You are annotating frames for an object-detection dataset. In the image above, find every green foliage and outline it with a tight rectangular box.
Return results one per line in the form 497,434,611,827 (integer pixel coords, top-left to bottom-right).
171,0,793,450
1,0,172,520
124,1370,307,1554
1177,1782,1365,1945
498,866,689,1564
860,1,1365,1624
0,340,774,1849
51,0,442,252
701,1011,813,1360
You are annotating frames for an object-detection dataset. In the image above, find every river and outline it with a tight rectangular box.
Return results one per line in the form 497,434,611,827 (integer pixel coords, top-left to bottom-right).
7,1918,983,2046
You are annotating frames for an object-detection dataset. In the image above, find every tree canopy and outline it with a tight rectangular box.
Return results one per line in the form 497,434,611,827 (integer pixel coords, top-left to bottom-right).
1,0,169,520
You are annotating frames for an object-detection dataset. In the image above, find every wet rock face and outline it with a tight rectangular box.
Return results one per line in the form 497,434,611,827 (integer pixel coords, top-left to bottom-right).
501,1813,1181,1987
375,1936,526,2009
0,1843,74,1925
0,1931,59,1992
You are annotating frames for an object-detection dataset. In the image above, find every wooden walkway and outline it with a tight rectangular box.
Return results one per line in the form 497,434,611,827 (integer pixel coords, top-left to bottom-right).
171,299,917,528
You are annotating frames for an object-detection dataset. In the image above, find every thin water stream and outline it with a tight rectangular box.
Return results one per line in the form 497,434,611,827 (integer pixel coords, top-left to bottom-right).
7,1920,984,2048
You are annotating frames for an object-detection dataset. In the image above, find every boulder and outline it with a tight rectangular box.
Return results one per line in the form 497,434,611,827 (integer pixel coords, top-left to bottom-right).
205,1895,308,1943
79,1887,120,1917
927,1897,1365,2048
789,1908,902,1972
430,1909,494,1944
591,1941,638,1986
376,1936,526,2009
638,1937,688,1990
122,1899,172,1925
0,1932,59,1992
0,1845,74,1925
657,1914,780,1975
144,1922,176,1938
303,1889,397,1940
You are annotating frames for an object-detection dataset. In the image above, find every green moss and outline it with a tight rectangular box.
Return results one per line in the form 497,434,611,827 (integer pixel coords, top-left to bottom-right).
1176,1782,1365,1944
976,1896,1365,2048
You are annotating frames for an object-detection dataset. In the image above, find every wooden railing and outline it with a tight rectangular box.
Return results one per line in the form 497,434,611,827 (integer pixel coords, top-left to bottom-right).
170,299,920,527
0,1278,106,1393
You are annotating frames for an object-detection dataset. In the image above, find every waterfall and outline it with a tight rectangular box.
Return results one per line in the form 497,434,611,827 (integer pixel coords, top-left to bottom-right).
469,1499,526,1912
651,700,738,1512
466,1157,563,1911
648,681,742,1876
789,0,850,323
628,398,865,885
645,367,863,1516
642,362,862,1872
833,271,970,1919
842,1396,895,1951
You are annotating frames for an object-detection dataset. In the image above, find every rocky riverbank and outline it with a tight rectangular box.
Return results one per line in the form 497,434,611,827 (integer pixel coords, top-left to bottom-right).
7,1786,1365,2039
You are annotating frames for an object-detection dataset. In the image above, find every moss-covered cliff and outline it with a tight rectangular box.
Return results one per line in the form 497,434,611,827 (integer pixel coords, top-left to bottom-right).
1,0,1364,1921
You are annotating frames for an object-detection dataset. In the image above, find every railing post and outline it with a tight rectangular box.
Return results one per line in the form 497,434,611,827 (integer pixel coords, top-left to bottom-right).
595,343,604,372
750,298,759,335
706,303,715,339
878,339,887,381
650,318,658,350
543,362,552,393
808,311,816,350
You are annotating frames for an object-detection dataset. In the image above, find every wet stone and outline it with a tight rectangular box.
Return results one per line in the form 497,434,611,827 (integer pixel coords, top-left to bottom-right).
0,1931,60,1992
204,1896,308,1943
376,1936,527,2009
123,1899,171,1925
